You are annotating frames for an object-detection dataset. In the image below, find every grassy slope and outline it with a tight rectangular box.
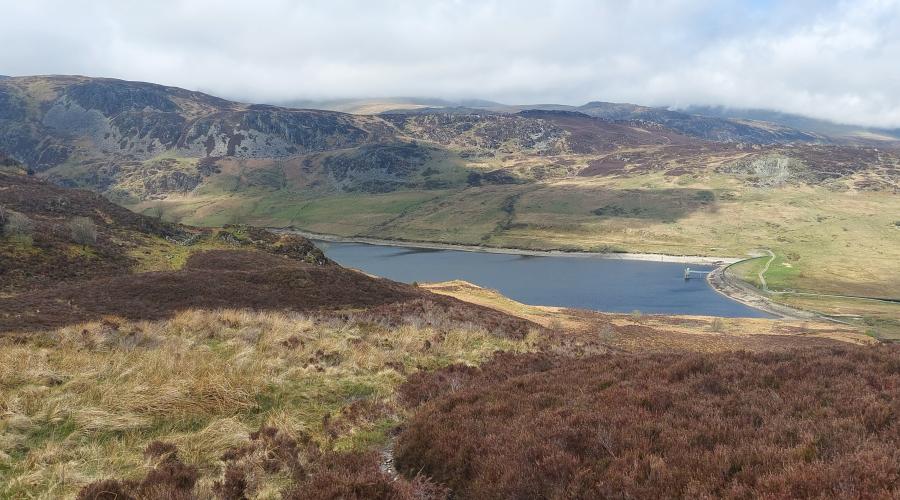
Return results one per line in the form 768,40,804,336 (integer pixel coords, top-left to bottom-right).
1,284,874,497
129,167,900,337
133,170,900,298
0,310,530,497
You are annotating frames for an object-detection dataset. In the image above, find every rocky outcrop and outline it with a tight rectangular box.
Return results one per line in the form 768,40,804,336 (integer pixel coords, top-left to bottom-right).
0,76,395,175
217,225,328,265
323,142,433,192
577,102,821,144
383,112,567,153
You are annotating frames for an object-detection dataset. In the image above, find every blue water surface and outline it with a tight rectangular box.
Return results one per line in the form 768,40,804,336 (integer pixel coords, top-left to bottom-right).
319,242,769,318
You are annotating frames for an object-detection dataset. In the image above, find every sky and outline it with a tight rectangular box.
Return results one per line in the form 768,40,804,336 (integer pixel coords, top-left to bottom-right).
2,0,900,127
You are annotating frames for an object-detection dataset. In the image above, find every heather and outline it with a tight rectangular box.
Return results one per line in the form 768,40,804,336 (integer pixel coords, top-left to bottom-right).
77,428,447,500
396,347,900,499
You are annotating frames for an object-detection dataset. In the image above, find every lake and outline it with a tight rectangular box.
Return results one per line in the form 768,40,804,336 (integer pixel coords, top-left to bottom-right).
318,241,770,317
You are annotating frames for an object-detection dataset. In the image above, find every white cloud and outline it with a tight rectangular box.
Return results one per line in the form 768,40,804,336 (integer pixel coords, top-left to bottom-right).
1,0,899,127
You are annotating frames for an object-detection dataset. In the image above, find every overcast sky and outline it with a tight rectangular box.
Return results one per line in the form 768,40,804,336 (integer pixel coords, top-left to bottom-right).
2,0,899,127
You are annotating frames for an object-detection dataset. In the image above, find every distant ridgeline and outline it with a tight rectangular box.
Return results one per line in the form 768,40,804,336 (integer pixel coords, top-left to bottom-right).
0,75,896,204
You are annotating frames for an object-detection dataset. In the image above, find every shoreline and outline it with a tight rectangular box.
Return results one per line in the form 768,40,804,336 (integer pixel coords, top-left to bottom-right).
276,228,742,266
706,261,815,320
276,227,824,321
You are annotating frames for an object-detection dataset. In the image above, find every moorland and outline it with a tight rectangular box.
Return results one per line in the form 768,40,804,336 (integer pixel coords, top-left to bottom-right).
0,76,898,498
1,75,897,337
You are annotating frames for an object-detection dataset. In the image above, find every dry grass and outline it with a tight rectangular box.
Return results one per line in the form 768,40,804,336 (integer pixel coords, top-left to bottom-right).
0,309,534,498
0,286,884,498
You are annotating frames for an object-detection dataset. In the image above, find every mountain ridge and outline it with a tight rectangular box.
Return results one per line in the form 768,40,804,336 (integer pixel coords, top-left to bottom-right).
683,105,900,141
274,94,897,143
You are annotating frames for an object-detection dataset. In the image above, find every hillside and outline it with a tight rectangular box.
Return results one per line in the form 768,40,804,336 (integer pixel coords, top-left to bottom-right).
3,171,896,498
0,171,533,336
463,100,826,143
396,346,900,498
1,75,899,339
4,75,894,201
684,105,900,143
290,96,896,144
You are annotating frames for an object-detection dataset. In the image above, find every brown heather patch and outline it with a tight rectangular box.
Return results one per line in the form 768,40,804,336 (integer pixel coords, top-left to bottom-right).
78,429,448,500
77,442,198,500
0,249,538,337
0,171,180,292
396,346,900,499
0,173,329,295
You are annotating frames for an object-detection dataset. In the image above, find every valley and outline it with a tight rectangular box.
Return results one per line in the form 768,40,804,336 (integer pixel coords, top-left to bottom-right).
2,75,897,339
0,141,895,498
4,1,900,496
139,160,900,338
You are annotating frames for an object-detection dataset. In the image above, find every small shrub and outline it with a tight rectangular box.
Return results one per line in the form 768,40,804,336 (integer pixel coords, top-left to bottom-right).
76,480,135,500
710,317,725,332
695,190,716,204
144,441,178,462
149,204,165,221
598,323,615,341
77,442,197,500
68,217,97,247
2,210,32,238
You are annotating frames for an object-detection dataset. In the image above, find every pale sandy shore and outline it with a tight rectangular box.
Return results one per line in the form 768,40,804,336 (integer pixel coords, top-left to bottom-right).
276,229,742,265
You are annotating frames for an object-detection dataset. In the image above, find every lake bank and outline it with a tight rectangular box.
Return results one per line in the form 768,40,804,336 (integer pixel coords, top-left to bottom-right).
706,262,817,320
276,229,743,266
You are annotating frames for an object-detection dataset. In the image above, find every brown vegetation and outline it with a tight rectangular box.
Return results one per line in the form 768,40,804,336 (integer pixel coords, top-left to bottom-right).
0,171,173,236
68,216,98,247
77,430,447,500
349,297,536,340
0,172,332,293
0,171,179,291
0,249,537,336
396,346,900,499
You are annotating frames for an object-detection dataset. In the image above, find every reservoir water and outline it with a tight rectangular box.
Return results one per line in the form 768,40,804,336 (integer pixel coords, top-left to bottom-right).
318,241,770,318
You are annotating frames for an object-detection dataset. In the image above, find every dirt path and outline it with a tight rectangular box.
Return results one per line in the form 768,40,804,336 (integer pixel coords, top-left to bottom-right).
757,249,775,291
706,262,816,320
750,249,898,303
379,438,398,479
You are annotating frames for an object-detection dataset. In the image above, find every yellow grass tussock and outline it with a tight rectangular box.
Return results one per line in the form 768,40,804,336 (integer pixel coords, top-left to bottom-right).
0,308,528,498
